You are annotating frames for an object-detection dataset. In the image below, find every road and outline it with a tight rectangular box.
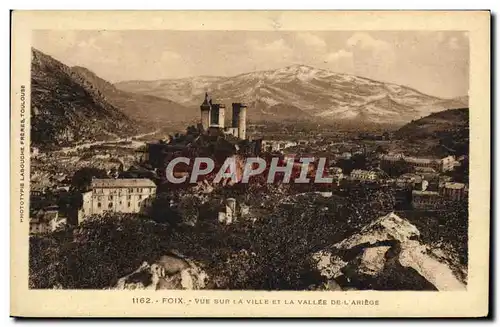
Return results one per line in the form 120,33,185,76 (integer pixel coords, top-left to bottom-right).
55,129,160,154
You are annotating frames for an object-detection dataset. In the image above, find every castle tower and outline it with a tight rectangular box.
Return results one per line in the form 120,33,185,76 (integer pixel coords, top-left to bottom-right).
231,103,240,129
210,104,220,126
232,103,247,139
218,104,225,128
200,92,211,131
209,103,226,128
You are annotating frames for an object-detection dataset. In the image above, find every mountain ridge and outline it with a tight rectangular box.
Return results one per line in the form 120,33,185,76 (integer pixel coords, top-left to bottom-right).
30,48,140,150
115,64,468,125
71,66,194,126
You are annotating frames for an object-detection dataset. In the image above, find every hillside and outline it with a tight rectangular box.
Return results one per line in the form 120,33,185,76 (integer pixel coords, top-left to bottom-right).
396,108,469,139
31,48,139,149
116,65,468,125
394,108,469,157
71,67,193,126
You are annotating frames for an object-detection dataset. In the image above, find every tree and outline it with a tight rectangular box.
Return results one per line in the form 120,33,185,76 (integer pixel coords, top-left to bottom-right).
375,145,388,155
149,193,182,226
381,159,415,178
29,214,172,289
71,167,108,192
29,185,398,290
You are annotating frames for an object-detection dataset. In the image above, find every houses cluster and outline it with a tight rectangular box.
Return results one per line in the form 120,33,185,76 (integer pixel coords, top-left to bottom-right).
29,178,158,235
29,175,254,234
380,153,467,209
327,151,468,211
29,205,66,235
411,182,468,209
380,153,459,173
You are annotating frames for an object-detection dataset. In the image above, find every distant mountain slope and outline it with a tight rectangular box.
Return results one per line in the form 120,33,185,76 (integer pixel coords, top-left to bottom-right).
396,108,469,139
31,48,139,150
115,65,468,125
395,108,469,157
71,67,193,125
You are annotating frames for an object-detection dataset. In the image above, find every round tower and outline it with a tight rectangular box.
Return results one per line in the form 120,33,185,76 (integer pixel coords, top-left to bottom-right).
231,103,247,139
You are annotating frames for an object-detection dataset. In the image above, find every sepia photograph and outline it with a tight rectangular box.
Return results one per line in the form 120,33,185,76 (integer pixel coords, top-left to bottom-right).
10,11,490,317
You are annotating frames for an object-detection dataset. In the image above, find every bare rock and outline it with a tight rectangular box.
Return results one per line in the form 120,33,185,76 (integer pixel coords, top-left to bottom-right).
114,254,208,290
315,212,467,291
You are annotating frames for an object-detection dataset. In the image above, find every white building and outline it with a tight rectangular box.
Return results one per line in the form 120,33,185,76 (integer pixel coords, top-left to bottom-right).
261,140,298,153
440,156,457,172
350,169,378,182
381,154,456,173
79,178,157,224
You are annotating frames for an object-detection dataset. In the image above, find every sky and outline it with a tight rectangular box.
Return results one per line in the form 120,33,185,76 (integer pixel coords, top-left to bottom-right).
32,30,469,98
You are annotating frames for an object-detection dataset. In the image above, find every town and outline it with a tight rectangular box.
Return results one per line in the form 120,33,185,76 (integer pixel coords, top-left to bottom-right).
30,93,468,234
28,85,470,293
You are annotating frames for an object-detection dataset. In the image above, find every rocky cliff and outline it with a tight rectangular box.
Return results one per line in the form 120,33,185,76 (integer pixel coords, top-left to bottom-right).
314,212,467,291
114,253,208,290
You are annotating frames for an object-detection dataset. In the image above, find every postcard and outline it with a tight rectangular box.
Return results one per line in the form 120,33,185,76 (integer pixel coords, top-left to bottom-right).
10,10,490,318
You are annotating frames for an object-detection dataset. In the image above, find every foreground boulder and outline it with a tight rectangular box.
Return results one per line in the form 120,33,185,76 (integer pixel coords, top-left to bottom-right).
314,212,467,291
114,253,208,290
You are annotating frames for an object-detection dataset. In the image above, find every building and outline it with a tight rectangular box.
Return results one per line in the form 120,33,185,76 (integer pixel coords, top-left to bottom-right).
350,169,378,182
438,175,453,188
328,167,344,180
404,157,439,170
218,198,249,225
30,206,66,234
261,140,298,153
200,93,247,139
440,182,468,201
415,166,437,174
381,154,456,173
79,178,157,224
439,156,457,172
380,153,405,161
396,173,423,188
412,190,440,209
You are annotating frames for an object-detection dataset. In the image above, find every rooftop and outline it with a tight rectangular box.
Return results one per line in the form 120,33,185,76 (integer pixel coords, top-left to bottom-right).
444,182,466,190
405,157,436,164
91,178,156,189
412,190,440,196
351,169,376,174
415,167,437,173
30,209,58,223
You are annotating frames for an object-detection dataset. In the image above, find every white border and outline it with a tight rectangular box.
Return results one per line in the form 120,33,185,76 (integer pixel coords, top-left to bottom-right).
3,1,498,326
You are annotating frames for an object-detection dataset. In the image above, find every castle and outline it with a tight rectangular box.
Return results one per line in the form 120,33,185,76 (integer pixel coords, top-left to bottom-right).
200,92,247,139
